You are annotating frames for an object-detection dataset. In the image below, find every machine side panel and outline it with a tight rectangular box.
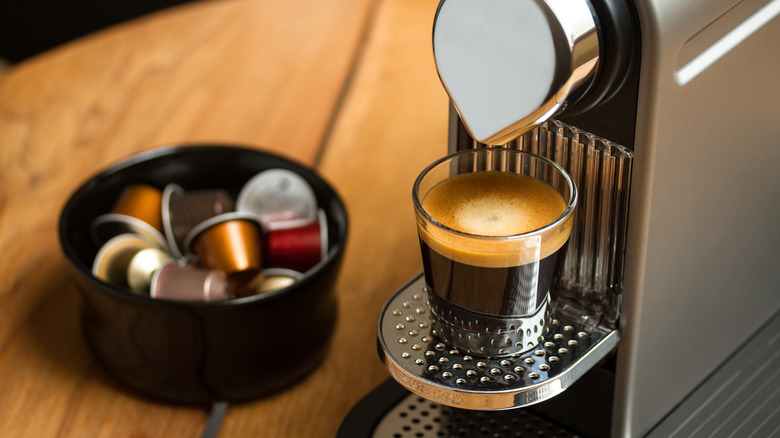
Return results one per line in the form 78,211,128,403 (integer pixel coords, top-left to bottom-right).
645,312,780,438
615,0,780,436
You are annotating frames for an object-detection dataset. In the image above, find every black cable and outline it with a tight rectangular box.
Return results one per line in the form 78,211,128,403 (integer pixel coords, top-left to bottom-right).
201,401,229,438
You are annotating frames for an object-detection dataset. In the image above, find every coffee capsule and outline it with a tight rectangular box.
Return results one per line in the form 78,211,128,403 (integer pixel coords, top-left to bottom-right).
254,268,304,294
236,169,317,231
150,261,233,302
162,184,235,258
110,184,164,233
92,234,161,290
126,247,174,294
161,184,185,258
264,209,328,272
91,213,168,250
184,212,264,296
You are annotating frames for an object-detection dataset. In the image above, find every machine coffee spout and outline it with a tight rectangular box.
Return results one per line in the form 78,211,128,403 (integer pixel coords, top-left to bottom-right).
433,0,601,144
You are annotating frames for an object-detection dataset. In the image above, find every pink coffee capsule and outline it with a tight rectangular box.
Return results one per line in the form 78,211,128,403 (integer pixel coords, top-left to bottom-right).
264,210,328,272
150,262,233,302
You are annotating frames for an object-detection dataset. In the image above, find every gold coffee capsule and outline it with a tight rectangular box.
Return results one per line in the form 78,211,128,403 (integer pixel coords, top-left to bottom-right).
184,212,264,296
254,268,304,294
92,234,160,290
126,247,174,294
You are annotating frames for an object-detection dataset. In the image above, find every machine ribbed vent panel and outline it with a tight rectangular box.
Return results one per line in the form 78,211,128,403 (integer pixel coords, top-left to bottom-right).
509,121,633,326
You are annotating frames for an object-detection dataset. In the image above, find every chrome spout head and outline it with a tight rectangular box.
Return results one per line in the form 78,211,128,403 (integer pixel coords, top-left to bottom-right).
433,0,601,145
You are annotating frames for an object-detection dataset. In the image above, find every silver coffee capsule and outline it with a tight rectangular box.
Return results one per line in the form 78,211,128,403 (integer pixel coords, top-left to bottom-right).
162,184,235,258
161,183,186,258
236,169,317,231
91,213,168,250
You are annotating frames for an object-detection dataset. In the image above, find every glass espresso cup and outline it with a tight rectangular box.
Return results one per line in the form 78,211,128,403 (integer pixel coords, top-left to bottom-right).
413,148,577,356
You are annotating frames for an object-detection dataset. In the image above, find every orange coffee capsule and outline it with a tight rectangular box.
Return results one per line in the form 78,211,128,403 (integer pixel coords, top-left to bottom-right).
185,212,264,296
111,184,164,233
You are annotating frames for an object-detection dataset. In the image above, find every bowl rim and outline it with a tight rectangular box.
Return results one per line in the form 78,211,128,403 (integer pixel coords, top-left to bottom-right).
58,143,348,309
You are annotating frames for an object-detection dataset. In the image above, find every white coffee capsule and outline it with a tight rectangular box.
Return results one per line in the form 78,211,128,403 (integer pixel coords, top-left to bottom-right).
236,169,317,231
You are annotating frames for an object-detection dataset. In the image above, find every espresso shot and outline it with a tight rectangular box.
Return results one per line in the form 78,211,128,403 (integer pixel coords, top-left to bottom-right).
413,149,576,355
420,240,566,316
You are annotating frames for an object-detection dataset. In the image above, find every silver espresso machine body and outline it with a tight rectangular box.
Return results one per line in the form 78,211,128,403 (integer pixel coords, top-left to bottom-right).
340,0,780,436
605,0,780,435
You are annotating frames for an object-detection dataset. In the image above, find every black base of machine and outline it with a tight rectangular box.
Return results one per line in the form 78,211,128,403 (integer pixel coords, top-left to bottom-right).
338,361,615,438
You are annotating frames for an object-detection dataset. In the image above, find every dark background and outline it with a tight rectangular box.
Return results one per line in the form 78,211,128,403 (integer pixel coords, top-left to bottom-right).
0,0,193,63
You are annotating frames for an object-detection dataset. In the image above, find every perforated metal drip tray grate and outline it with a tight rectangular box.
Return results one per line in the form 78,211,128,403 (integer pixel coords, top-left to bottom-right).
378,275,619,410
373,392,585,438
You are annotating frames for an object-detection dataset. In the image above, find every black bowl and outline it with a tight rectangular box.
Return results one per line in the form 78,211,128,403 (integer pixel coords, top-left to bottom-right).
59,145,348,403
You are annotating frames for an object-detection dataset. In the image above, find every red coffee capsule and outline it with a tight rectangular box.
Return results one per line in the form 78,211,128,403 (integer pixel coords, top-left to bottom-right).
264,210,328,272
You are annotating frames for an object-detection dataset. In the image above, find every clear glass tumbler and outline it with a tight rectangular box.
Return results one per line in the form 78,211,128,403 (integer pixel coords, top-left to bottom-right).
413,148,577,356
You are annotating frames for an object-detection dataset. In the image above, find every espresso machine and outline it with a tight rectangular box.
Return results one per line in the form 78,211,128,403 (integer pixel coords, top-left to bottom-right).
340,0,780,436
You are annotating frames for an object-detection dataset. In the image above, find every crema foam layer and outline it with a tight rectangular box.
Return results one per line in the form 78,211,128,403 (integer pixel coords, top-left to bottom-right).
419,171,571,267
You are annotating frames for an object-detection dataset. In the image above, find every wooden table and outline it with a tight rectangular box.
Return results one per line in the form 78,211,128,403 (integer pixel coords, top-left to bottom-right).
0,0,449,435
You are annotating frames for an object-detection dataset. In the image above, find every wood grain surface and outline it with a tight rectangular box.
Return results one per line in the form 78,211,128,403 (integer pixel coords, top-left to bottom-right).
0,0,448,436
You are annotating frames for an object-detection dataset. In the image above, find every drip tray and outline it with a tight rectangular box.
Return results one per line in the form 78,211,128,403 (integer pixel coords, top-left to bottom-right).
378,275,619,410
373,392,584,438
